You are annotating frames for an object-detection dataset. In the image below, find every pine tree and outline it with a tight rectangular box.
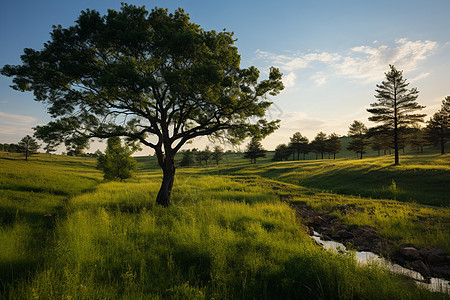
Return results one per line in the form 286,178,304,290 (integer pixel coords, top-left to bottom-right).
243,138,266,163
97,137,137,181
408,124,426,153
367,65,425,165
426,96,449,154
272,144,291,161
212,146,224,165
347,121,369,159
288,132,309,160
326,133,341,159
17,135,40,161
311,132,327,159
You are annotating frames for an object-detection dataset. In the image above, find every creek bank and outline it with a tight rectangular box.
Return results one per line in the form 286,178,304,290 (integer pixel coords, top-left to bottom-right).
291,203,450,281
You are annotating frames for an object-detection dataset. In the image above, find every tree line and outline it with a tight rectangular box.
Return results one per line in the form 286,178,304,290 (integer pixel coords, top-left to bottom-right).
271,66,449,163
179,146,225,167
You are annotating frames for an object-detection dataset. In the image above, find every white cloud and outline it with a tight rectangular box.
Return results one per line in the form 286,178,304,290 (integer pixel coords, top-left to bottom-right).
311,72,327,86
255,49,308,71
283,72,296,88
410,72,431,82
334,38,437,82
0,111,37,136
255,38,437,83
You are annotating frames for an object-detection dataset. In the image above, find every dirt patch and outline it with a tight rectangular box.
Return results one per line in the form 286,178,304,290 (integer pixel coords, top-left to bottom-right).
291,202,450,281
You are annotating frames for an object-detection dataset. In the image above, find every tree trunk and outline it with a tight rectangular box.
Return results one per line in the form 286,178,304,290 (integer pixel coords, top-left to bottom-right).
25,149,28,161
441,138,445,155
156,158,175,207
394,97,399,165
333,152,336,160
360,151,363,159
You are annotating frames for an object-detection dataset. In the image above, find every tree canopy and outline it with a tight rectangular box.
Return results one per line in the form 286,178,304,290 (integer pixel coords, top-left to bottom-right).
367,65,425,165
1,4,283,206
243,138,266,163
426,96,449,154
289,132,309,160
347,120,369,159
17,135,40,161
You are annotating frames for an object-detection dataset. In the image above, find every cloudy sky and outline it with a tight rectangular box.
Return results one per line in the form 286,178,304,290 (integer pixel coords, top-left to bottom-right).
1,0,449,154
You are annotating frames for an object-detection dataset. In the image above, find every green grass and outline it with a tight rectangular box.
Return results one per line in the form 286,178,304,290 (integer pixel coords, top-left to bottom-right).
0,153,102,294
191,152,450,206
1,152,448,298
9,175,438,299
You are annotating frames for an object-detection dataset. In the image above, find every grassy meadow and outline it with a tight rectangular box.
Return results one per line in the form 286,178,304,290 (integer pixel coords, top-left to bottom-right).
1,151,449,299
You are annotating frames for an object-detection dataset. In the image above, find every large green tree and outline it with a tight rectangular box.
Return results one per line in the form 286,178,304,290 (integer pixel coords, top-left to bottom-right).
426,96,449,154
17,135,40,161
367,65,425,165
1,5,283,206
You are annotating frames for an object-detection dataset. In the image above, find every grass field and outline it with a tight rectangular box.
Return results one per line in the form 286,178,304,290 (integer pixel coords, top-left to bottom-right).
1,151,448,298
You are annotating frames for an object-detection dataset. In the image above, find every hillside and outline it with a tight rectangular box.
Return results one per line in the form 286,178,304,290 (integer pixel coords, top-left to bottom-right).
1,152,448,298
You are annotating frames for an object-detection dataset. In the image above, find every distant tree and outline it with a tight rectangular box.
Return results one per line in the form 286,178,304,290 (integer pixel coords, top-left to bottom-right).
289,132,309,160
311,132,327,159
369,133,384,156
426,96,449,154
7,143,19,153
211,146,224,165
196,146,212,166
1,4,283,207
326,133,341,159
408,124,426,153
347,121,369,159
243,138,266,163
180,150,195,167
300,139,310,160
272,143,291,161
289,132,304,160
97,137,137,181
17,135,40,161
367,65,426,165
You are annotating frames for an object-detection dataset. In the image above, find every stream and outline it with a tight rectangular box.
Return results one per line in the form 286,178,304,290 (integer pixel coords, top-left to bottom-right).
311,231,450,294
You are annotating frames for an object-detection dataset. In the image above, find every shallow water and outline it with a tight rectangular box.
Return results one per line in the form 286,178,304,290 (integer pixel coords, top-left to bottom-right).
312,231,449,294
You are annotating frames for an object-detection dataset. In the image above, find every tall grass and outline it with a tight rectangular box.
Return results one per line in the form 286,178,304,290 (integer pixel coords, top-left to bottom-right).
1,153,447,298
0,154,102,294
10,177,436,299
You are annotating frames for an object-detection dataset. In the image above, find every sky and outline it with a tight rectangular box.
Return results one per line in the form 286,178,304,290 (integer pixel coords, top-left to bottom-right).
1,0,449,155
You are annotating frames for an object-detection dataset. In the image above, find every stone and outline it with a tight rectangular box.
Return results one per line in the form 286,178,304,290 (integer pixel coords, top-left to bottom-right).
334,230,354,239
410,260,430,278
401,247,421,261
312,216,324,226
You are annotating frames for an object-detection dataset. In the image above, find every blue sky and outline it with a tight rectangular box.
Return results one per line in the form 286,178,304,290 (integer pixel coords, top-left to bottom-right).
1,0,449,154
